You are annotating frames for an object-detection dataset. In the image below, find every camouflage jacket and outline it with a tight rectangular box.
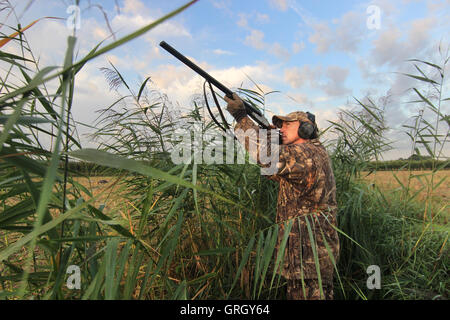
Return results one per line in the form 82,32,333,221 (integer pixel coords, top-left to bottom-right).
235,116,340,281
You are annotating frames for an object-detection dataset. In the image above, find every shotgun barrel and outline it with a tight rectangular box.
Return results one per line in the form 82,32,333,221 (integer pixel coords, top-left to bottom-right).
159,41,271,129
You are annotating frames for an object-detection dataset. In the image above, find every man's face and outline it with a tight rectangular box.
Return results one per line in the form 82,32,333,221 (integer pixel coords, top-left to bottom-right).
279,120,300,144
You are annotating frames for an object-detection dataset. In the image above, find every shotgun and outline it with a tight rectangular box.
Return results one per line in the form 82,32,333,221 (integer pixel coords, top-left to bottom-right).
159,41,272,130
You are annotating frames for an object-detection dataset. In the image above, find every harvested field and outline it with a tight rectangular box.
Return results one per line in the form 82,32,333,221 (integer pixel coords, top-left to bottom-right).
361,170,449,222
361,170,448,201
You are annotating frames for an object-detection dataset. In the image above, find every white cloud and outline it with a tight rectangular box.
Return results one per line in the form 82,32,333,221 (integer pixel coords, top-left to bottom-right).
286,92,314,107
122,0,148,15
315,108,341,130
361,14,439,102
269,0,289,11
105,54,120,66
274,1,368,54
212,64,278,90
292,41,305,54
322,66,351,97
371,27,405,67
283,65,322,88
237,12,270,29
0,0,198,149
251,83,274,95
211,0,232,10
92,27,109,40
111,12,191,39
307,10,366,54
244,29,291,61
148,62,278,108
237,13,248,28
244,29,266,50
426,0,450,12
333,11,366,53
283,64,351,97
307,22,333,53
314,96,331,102
269,43,290,61
213,49,235,55
408,17,435,55
24,19,71,66
372,0,399,17
256,13,270,24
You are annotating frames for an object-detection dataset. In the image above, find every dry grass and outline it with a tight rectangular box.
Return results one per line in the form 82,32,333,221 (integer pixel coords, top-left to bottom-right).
75,172,449,223
360,170,449,222
71,176,125,207
361,170,449,201
70,175,141,235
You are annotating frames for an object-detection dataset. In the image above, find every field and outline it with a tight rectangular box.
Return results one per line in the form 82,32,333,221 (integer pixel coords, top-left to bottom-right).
76,170,449,222
361,170,449,223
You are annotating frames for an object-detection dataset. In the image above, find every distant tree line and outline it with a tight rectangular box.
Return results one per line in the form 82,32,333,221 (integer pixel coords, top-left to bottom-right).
59,157,449,177
366,157,449,171
403,154,433,161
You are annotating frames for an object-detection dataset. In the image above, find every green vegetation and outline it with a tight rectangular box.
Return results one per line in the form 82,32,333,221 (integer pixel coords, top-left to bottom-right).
0,2,448,300
366,159,449,170
56,159,450,175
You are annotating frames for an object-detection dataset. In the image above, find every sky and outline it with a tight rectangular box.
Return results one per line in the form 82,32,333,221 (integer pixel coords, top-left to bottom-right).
1,0,449,160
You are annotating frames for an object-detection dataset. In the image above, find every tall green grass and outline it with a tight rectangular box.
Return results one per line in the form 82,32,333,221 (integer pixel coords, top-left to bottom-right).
0,0,202,299
329,46,449,299
0,1,448,300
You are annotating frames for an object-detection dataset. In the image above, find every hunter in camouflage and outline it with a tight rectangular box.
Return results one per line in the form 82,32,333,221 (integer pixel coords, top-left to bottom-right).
225,93,340,300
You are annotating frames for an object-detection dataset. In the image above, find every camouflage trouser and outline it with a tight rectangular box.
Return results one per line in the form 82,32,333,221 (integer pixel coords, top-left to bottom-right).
277,213,340,281
286,278,334,300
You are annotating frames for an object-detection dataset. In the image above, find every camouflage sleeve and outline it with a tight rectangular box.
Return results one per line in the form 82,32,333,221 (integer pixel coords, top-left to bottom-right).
234,117,313,189
234,116,274,169
275,144,314,185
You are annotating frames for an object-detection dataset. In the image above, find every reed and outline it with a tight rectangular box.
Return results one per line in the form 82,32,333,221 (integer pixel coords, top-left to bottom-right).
0,2,448,300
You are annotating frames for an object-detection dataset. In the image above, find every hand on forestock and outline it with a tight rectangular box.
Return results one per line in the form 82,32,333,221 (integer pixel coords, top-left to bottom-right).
224,93,246,122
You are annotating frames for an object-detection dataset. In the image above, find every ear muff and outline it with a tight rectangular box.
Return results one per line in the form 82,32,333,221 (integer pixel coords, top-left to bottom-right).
298,122,315,139
298,112,318,139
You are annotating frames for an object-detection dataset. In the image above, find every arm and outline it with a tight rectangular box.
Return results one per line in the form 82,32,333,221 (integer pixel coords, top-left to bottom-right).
225,94,276,170
226,94,315,191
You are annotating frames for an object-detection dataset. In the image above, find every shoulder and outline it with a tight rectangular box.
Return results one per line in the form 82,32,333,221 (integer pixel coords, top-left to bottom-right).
278,140,330,173
280,139,323,158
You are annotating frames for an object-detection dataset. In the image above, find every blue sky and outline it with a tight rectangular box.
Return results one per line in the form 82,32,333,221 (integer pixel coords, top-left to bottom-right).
1,0,449,159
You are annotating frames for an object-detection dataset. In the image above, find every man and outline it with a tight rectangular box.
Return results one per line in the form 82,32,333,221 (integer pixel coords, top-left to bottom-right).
225,93,340,300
